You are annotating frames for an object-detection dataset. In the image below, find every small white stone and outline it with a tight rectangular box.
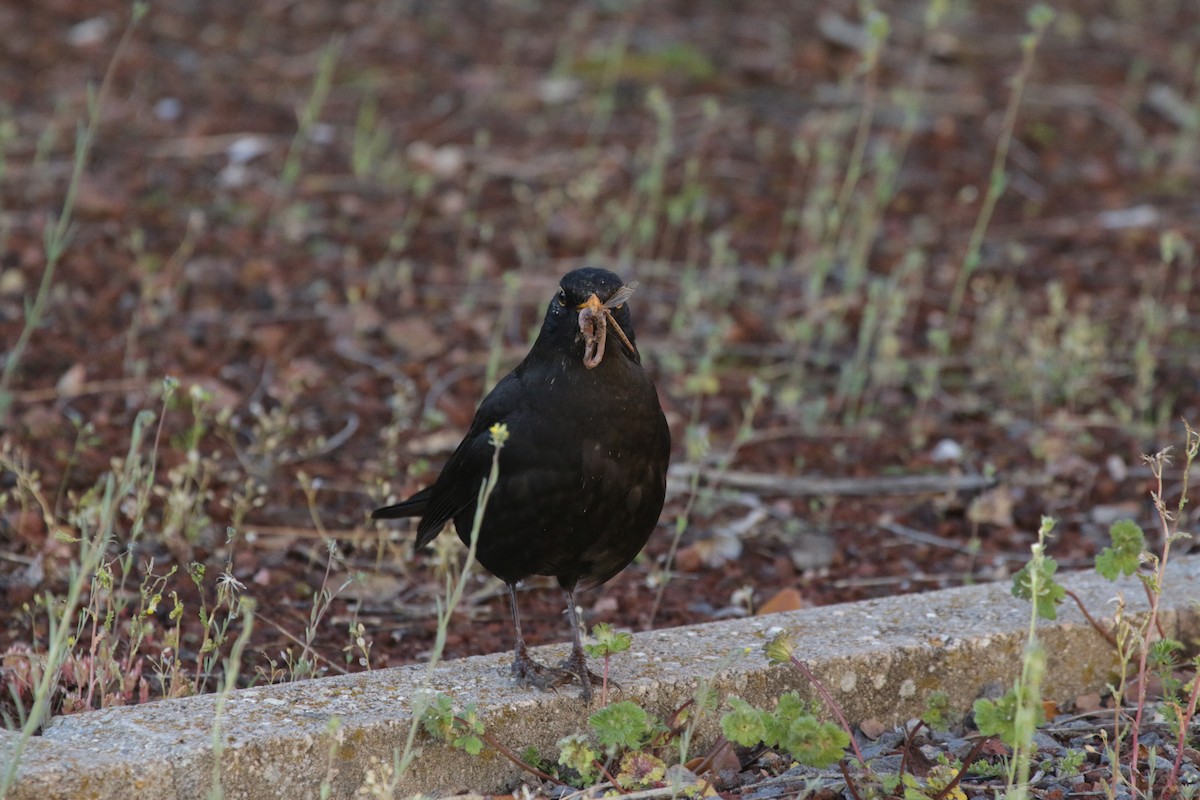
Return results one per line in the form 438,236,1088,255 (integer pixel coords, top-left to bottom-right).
0,268,25,296
1098,204,1158,230
154,97,183,121
69,16,111,47
311,123,336,145
930,438,963,462
227,134,272,164
218,163,248,188
537,77,582,105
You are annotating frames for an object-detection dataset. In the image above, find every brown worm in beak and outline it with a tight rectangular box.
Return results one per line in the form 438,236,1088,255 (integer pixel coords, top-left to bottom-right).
578,283,638,369
579,294,607,369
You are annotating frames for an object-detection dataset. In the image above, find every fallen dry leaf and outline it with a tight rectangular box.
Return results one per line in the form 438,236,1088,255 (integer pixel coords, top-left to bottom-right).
967,485,1014,528
756,587,806,615
858,717,888,740
56,363,87,396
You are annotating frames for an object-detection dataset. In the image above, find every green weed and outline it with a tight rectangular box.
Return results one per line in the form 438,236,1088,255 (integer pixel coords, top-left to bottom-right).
0,3,147,421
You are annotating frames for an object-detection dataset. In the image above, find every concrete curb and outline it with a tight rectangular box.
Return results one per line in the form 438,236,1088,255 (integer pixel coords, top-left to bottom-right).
4,555,1199,799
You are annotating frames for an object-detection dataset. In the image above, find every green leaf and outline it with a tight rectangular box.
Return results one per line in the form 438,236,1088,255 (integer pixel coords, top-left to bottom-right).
774,691,807,723
973,694,1014,744
780,716,850,768
419,694,485,755
557,733,600,784
902,770,932,800
454,734,483,755
764,630,797,665
927,763,964,795
1026,2,1056,30
457,703,484,736
1109,518,1146,550
692,683,719,716
1059,748,1085,775
1149,638,1184,668
520,745,547,772
1095,520,1146,580
923,690,952,730
1011,556,1065,620
973,684,1045,748
616,751,667,789
589,700,652,751
763,691,808,746
720,696,767,747
420,694,455,741
585,622,633,657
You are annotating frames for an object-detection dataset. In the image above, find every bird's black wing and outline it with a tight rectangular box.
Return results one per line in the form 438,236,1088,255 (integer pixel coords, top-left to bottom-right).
413,370,526,549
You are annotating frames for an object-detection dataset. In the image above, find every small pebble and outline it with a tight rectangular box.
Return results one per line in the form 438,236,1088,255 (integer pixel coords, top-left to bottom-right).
930,438,963,462
69,16,111,46
154,97,183,121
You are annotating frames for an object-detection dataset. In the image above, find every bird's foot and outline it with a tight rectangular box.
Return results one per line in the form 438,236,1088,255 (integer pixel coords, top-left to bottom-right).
510,651,577,693
559,652,612,704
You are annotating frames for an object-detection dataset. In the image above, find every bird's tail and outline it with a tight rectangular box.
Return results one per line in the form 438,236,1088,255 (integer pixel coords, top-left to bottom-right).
371,486,431,520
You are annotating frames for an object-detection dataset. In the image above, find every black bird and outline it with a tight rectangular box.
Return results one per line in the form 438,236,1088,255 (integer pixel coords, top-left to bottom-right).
373,268,670,701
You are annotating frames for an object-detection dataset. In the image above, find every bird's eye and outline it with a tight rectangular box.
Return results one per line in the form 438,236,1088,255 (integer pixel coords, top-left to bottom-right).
557,289,567,307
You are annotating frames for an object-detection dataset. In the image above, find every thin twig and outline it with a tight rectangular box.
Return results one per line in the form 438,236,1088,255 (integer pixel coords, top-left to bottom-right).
686,734,731,778
788,653,866,766
253,611,348,675
1063,588,1119,649
463,720,571,788
882,521,1032,564
898,719,925,780
930,736,990,800
1140,578,1169,642
594,759,627,794
669,465,997,497
1128,453,1178,788
1167,671,1200,793
839,760,865,800
12,378,152,404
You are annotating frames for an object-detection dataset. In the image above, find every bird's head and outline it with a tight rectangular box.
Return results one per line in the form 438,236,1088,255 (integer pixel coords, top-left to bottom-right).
540,267,640,368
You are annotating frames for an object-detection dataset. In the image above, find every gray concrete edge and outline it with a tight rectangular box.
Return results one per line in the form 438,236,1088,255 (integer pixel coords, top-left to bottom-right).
3,555,1199,799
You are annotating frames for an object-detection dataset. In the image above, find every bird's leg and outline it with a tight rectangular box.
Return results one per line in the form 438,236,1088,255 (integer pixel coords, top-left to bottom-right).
506,583,574,692
560,587,607,703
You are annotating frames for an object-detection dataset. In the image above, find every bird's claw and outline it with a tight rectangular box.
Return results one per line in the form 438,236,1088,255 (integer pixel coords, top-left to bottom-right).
509,651,611,703
559,654,612,703
510,653,576,693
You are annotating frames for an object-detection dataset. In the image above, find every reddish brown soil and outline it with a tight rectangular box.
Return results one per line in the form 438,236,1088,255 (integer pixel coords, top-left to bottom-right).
1,0,1198,718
